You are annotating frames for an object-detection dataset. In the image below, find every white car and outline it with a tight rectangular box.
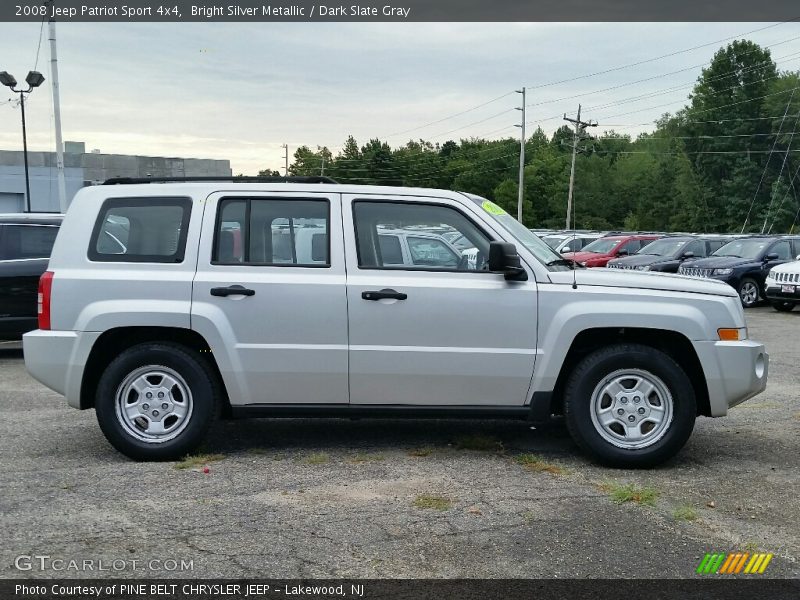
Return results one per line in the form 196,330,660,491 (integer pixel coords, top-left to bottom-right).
764,254,800,312
541,232,606,255
23,178,768,467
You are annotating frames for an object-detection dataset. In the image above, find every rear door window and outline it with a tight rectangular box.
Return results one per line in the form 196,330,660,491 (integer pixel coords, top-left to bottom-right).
213,197,330,267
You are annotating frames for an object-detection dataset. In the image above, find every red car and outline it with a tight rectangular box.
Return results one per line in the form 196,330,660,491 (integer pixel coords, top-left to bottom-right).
562,234,662,267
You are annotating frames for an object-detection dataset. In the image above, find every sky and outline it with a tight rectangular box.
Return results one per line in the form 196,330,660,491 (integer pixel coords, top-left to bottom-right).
1,21,800,175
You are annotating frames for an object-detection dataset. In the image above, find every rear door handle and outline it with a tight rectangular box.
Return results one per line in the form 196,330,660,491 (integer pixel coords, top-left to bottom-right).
362,288,407,301
211,285,255,297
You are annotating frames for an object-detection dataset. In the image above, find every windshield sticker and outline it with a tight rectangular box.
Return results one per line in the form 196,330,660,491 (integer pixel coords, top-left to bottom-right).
481,200,506,215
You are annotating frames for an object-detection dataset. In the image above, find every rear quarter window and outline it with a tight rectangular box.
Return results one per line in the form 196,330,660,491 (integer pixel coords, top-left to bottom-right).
88,197,192,263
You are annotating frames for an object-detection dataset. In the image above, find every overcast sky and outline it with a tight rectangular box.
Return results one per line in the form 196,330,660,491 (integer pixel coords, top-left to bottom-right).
1,21,799,174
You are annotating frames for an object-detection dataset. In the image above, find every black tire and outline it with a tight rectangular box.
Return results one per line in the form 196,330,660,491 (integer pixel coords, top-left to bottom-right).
737,277,760,308
563,343,696,468
771,300,796,312
95,343,220,461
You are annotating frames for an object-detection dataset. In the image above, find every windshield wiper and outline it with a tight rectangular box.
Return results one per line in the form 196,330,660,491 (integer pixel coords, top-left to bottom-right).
546,258,582,268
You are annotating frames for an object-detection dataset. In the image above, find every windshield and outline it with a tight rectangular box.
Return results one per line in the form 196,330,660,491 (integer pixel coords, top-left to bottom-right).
465,195,565,269
541,235,566,249
580,238,621,254
635,238,688,257
713,239,771,259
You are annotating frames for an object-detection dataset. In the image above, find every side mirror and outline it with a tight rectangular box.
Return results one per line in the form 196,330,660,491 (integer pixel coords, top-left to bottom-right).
764,253,779,261
681,251,694,260
617,248,629,256
488,242,528,281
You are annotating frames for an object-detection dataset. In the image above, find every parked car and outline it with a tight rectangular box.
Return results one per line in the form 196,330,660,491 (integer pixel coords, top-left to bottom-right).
764,254,800,312
541,231,606,255
0,213,62,339
23,178,768,467
607,236,731,273
678,236,800,308
562,234,662,267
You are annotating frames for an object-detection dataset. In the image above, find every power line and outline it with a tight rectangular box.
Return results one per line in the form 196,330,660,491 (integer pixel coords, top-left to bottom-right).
525,37,800,111
381,91,515,139
525,19,798,90
742,89,796,232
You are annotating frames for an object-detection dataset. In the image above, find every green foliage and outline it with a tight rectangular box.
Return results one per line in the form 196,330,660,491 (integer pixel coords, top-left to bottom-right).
274,41,799,233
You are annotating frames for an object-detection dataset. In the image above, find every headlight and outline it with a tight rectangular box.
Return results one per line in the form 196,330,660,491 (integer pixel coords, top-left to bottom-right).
766,272,775,281
713,268,733,275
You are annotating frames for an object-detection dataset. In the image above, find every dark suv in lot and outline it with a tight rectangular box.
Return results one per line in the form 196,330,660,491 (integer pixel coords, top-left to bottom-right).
607,236,732,273
0,213,62,339
678,235,800,308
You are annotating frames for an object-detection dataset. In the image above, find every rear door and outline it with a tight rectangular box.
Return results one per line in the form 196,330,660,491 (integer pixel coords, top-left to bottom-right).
0,224,59,337
191,191,348,406
343,194,538,407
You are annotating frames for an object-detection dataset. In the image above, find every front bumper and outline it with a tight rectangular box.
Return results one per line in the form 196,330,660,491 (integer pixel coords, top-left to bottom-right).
692,339,768,416
765,283,800,302
23,329,101,409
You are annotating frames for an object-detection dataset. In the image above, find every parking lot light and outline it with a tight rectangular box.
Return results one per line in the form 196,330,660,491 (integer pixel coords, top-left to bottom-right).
0,70,46,212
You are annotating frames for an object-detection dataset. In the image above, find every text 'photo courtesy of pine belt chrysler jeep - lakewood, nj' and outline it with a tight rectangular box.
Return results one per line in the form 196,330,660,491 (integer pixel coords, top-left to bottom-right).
22,177,769,468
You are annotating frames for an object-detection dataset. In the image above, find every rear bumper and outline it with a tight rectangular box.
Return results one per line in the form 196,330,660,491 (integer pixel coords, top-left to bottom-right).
23,329,100,409
692,339,768,416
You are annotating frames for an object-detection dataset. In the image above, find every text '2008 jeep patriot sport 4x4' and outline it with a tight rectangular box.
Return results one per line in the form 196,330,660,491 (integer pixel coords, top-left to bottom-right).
23,178,769,467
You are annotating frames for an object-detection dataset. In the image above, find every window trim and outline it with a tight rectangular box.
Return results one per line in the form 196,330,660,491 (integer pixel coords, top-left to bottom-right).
351,198,497,274
88,197,192,263
211,196,332,268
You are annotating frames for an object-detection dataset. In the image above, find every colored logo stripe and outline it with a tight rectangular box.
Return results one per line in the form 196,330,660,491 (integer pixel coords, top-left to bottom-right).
697,552,774,574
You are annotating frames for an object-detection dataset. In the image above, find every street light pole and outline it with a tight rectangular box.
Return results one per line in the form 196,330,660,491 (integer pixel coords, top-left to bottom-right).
19,91,31,212
0,70,45,213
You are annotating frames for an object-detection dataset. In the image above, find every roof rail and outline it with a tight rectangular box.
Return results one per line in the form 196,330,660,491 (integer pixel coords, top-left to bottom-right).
102,176,339,185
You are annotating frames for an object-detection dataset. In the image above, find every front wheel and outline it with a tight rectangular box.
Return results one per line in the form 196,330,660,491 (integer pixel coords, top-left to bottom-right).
738,278,760,308
564,344,696,468
95,343,219,460
771,300,796,312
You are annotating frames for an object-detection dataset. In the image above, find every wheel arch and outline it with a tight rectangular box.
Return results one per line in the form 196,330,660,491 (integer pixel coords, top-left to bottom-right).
79,326,231,415
548,327,711,418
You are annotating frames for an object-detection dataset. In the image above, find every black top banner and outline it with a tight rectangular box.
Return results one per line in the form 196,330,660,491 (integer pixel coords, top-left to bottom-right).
2,0,800,22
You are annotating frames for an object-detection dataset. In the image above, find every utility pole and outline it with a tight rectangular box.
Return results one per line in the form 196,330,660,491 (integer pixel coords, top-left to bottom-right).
563,104,597,230
282,143,289,176
515,87,526,223
48,9,67,213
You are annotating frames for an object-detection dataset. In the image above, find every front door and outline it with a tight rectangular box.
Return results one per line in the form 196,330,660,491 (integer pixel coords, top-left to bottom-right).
343,195,538,406
192,191,348,405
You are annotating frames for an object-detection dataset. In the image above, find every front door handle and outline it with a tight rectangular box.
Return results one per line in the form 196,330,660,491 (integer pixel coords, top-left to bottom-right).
362,288,407,301
211,285,255,297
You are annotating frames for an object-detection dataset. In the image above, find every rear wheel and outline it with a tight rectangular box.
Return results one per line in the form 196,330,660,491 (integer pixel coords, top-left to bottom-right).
564,344,696,468
738,278,760,308
95,343,219,460
771,300,796,312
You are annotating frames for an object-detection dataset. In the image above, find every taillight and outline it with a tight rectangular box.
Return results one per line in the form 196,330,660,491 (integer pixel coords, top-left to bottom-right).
38,271,54,330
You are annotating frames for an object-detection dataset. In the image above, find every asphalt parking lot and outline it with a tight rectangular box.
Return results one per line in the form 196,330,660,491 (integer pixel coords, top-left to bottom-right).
1,306,798,579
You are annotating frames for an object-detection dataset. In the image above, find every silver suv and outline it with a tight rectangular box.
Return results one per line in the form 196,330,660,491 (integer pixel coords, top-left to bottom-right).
23,178,768,466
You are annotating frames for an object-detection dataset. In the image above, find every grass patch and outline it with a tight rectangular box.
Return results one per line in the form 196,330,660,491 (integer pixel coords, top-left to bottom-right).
411,494,453,511
349,452,386,463
453,434,503,452
174,453,225,470
246,447,269,455
603,482,659,506
672,505,698,521
408,446,435,457
513,453,565,475
743,541,761,553
300,452,330,465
